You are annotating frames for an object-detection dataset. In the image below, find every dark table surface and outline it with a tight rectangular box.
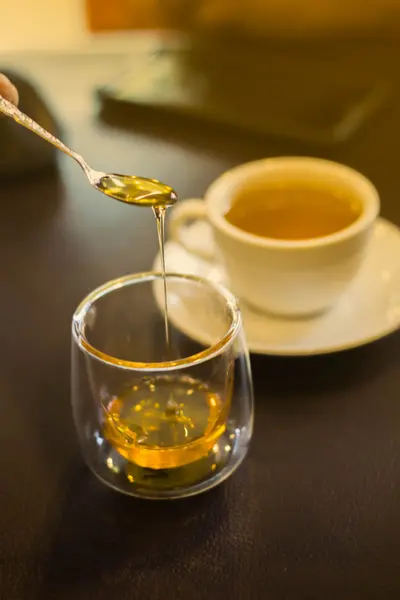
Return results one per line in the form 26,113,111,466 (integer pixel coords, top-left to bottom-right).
1,37,400,599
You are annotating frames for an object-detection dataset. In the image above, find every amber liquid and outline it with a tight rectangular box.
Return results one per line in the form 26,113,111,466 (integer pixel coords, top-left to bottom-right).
100,176,227,471
99,173,174,350
153,205,170,350
225,184,362,240
103,375,229,469
97,174,177,208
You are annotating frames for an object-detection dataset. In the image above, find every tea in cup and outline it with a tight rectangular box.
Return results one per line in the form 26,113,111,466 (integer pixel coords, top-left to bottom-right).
169,157,380,317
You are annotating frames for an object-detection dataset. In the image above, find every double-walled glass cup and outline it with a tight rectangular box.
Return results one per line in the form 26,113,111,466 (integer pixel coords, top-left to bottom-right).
72,273,254,499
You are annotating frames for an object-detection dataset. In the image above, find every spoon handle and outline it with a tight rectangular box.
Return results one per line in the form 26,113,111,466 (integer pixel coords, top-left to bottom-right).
0,94,77,161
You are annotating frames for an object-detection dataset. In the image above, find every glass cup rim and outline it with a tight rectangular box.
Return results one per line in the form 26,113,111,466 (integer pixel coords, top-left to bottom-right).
72,271,241,371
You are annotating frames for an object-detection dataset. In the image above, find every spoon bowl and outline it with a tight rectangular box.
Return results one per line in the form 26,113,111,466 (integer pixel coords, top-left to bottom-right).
96,173,177,207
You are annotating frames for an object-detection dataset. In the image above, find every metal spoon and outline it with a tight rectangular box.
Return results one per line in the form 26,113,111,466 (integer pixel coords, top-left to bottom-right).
0,95,177,207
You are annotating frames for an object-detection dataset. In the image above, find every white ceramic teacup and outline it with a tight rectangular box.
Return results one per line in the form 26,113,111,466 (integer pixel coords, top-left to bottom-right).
169,157,380,317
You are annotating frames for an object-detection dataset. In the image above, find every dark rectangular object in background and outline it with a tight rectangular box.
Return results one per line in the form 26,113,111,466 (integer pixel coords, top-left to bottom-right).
96,38,391,146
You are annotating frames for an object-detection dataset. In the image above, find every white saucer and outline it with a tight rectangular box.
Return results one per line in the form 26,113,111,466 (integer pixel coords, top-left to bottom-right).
153,218,400,356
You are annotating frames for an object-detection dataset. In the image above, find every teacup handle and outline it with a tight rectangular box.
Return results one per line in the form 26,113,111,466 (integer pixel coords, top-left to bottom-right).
169,199,216,261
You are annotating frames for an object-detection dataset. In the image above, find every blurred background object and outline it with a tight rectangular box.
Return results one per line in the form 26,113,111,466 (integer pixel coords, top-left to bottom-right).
88,0,397,145
86,0,168,31
85,0,400,36
1,0,400,162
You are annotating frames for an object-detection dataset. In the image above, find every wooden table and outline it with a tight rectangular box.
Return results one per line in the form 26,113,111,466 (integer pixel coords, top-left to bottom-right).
1,39,400,599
